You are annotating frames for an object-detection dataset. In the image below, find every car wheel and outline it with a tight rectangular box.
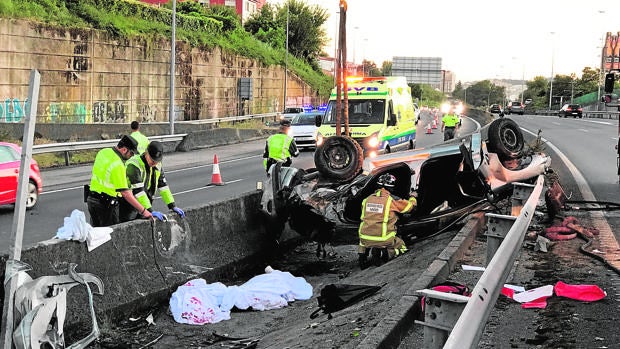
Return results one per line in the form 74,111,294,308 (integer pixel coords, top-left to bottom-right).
486,118,524,160
314,135,364,181
25,180,39,210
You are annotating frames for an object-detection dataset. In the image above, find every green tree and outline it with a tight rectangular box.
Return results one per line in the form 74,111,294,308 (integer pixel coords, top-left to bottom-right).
452,81,464,101
245,0,328,70
380,61,392,76
464,80,505,108
362,59,381,77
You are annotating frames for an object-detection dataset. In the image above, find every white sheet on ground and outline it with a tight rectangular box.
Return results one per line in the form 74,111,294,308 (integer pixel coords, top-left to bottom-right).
169,268,313,325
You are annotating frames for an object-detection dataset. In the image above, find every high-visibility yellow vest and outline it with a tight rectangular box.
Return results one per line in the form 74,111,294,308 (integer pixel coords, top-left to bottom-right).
263,133,293,169
442,113,460,127
130,131,150,155
126,155,175,210
89,148,128,197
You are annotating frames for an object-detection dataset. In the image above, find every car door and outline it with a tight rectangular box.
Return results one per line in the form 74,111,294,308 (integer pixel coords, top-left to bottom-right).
0,144,20,205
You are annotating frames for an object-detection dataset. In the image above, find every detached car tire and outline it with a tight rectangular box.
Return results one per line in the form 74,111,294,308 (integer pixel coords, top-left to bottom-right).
314,135,364,181
487,118,524,160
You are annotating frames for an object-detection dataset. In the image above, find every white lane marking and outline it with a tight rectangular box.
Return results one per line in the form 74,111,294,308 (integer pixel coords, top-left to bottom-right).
167,155,262,173
577,129,589,133
154,178,244,198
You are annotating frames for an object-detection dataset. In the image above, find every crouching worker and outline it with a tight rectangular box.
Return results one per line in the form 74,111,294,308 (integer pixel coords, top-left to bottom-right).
119,141,186,222
358,173,416,269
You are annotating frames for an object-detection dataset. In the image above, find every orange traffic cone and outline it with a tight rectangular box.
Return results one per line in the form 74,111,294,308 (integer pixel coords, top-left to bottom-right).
431,119,437,129
426,123,432,134
210,154,225,186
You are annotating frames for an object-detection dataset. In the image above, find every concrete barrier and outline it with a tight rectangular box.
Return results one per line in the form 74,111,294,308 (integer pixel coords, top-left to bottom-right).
0,190,299,334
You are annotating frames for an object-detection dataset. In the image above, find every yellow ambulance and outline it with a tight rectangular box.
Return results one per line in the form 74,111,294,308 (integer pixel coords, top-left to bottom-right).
315,76,417,158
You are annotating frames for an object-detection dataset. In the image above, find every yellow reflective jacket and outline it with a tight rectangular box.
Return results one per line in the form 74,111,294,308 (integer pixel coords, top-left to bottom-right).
358,188,416,243
89,148,129,198
126,154,175,210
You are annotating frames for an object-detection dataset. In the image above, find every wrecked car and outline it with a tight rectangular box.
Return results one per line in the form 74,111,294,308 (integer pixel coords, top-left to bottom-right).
260,118,551,245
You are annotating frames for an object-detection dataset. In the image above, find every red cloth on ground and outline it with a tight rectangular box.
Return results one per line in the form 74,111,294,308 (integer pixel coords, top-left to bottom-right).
554,281,606,302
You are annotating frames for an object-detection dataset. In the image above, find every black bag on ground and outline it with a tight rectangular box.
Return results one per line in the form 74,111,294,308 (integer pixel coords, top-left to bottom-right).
310,283,384,319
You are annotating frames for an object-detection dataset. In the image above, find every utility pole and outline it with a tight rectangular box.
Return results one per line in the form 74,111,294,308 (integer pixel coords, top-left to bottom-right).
169,0,176,134
283,2,289,112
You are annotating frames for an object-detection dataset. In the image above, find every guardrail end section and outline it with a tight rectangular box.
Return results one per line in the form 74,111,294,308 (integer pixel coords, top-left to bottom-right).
414,289,470,349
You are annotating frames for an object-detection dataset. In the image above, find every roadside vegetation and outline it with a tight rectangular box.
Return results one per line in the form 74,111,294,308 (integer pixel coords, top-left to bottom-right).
0,0,333,96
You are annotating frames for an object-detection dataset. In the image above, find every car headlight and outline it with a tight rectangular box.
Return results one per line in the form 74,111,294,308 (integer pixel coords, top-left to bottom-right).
316,133,324,146
367,134,379,148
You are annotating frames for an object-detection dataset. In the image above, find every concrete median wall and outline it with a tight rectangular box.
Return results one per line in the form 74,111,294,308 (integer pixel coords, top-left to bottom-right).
0,190,298,333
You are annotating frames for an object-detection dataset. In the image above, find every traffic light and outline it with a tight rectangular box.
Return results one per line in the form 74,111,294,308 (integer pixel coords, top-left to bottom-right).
604,73,615,93
602,94,612,103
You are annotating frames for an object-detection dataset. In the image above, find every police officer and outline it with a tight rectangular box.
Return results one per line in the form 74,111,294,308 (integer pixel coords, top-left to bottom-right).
262,119,299,173
441,106,460,141
130,120,150,155
358,173,416,269
87,135,153,227
119,141,185,222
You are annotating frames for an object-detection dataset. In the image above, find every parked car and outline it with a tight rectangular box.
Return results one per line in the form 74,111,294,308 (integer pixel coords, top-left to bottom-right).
0,142,43,209
260,118,550,245
281,107,304,122
489,104,503,114
506,101,525,115
558,104,583,118
288,111,322,150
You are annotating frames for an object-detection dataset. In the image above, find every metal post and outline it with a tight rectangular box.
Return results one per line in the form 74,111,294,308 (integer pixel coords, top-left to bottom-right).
511,182,536,216
169,0,177,135
1,69,40,349
484,213,516,265
283,3,289,112
548,32,555,110
414,289,470,349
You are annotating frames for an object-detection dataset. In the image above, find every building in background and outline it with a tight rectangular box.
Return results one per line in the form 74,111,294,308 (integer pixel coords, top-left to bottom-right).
139,0,265,23
391,57,454,93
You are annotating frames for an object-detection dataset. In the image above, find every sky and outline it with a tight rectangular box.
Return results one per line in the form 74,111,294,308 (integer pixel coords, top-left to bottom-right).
268,0,620,83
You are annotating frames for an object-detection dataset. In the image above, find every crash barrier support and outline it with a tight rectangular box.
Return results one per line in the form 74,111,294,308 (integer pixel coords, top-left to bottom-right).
484,213,516,266
415,175,544,349
510,182,535,216
0,190,299,336
414,289,469,348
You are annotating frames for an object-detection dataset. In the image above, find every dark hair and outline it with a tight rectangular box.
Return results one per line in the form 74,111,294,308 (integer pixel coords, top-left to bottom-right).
130,121,140,131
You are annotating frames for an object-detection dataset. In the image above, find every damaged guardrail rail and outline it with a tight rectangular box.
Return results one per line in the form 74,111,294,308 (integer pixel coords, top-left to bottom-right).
416,175,545,349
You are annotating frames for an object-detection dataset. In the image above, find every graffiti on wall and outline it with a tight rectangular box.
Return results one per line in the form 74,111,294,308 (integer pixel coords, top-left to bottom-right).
46,102,89,123
138,104,157,122
93,101,126,123
0,98,28,122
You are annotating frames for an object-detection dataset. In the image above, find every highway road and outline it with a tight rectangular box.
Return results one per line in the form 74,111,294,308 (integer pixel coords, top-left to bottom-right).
0,112,509,253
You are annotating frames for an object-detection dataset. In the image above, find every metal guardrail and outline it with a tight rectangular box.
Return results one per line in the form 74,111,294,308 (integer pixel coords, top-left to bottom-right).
30,112,282,165
416,175,545,349
32,134,187,166
179,112,280,125
535,109,620,119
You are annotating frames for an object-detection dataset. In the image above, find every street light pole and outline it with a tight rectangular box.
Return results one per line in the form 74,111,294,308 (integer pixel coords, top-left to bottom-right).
283,2,289,112
548,32,555,110
169,0,176,134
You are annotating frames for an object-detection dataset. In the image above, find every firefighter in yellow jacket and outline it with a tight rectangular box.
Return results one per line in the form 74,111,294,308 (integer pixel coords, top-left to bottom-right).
119,141,185,222
358,173,416,269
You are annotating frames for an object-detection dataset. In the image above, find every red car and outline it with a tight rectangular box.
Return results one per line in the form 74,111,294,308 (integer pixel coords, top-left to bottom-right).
0,142,43,209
